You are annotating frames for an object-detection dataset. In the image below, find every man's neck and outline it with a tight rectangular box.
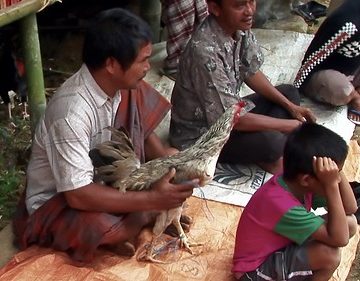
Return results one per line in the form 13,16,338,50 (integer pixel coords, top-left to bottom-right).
89,67,117,98
214,18,237,38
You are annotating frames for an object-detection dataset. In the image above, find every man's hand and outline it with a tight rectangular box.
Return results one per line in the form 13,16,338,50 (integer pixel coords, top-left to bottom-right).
313,156,341,190
288,104,316,123
149,168,199,210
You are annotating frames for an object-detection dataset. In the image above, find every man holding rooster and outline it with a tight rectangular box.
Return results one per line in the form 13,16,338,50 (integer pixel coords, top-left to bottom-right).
13,8,197,263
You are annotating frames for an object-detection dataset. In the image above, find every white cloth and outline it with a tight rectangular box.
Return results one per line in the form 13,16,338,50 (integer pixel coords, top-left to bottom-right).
26,64,121,214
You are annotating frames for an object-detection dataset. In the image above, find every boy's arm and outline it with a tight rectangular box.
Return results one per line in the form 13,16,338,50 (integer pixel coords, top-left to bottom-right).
311,157,349,247
338,171,358,215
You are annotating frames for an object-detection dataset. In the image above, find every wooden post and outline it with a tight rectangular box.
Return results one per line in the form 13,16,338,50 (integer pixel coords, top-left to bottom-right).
19,13,46,134
0,0,59,27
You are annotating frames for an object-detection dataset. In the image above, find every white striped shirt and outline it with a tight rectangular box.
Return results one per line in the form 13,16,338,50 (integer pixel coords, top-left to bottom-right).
26,64,121,214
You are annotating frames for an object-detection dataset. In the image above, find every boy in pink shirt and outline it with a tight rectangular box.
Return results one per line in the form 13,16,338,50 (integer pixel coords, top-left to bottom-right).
233,123,358,280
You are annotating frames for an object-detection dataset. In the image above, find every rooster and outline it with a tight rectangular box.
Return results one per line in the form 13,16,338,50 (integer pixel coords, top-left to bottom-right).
90,100,254,262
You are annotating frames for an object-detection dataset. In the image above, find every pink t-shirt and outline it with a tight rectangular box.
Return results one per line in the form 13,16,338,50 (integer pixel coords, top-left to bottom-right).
232,175,324,275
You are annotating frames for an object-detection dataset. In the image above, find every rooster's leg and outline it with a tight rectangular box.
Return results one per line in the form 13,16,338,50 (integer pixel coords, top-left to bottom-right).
22,102,29,119
7,103,12,119
172,219,202,254
138,235,169,264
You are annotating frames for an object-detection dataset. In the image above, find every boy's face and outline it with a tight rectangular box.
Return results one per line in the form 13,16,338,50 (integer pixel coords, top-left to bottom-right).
116,42,152,89
211,0,256,34
306,177,326,197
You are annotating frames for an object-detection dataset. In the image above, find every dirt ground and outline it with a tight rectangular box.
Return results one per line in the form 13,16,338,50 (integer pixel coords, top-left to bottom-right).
347,241,360,280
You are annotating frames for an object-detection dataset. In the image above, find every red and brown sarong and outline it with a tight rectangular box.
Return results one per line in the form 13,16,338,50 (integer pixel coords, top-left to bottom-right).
13,192,126,262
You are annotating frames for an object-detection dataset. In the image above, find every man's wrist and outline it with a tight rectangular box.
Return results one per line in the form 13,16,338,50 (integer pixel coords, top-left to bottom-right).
145,189,158,210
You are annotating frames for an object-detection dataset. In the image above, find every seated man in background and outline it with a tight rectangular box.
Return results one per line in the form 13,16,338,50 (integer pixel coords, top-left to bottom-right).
13,8,197,263
294,0,360,125
233,123,358,280
169,0,315,174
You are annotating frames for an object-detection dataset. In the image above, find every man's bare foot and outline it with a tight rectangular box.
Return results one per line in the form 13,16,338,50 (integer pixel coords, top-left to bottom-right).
112,241,136,257
164,214,193,237
102,240,136,257
100,211,159,248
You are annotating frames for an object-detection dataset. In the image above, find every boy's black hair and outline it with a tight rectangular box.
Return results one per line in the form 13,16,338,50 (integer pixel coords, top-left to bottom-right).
283,123,348,180
82,8,152,71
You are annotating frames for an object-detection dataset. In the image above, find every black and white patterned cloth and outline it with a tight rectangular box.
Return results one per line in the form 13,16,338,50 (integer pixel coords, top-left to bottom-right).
294,0,360,89
338,40,360,58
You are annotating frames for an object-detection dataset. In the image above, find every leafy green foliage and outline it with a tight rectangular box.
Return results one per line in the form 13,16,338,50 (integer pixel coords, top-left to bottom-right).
0,168,24,223
0,115,31,230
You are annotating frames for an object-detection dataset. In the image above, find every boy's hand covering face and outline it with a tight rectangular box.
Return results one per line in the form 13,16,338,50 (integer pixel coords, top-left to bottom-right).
312,156,341,188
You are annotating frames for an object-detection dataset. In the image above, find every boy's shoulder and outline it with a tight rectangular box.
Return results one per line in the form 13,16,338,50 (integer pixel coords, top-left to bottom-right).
248,175,302,213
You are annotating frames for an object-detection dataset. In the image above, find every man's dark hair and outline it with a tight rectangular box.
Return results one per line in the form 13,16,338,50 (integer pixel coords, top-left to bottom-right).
283,123,348,180
82,8,152,70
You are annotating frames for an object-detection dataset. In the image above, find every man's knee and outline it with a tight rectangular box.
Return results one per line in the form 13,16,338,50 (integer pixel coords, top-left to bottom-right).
276,84,300,105
304,70,354,106
261,131,285,162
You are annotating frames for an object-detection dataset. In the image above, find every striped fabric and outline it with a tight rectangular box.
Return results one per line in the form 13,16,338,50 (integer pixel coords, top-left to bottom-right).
13,192,126,263
161,0,208,70
115,80,171,163
294,22,357,88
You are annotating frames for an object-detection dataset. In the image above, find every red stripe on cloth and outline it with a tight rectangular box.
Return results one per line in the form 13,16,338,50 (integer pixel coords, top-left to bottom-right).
115,80,171,163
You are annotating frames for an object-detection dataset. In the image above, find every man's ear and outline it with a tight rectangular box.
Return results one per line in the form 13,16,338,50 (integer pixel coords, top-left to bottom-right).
207,1,221,17
105,57,120,75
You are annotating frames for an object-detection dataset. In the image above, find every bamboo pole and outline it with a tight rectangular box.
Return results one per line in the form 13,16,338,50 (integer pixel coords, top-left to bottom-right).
19,13,46,134
0,0,59,27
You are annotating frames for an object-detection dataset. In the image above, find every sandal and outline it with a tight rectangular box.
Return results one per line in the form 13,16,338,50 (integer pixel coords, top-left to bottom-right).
291,0,327,24
160,67,177,81
348,108,360,125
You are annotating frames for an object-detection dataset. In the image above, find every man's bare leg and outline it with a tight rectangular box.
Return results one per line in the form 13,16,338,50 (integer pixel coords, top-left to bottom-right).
100,211,158,256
